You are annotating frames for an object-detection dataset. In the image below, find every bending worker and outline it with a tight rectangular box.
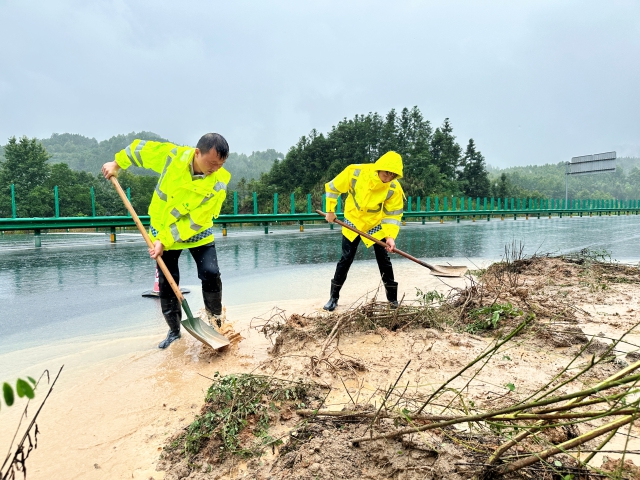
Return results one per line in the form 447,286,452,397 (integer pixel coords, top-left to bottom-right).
323,151,404,311
102,133,230,349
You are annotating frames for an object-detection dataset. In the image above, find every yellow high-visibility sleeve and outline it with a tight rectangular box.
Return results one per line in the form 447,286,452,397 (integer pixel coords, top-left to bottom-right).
380,181,404,239
114,140,179,174
324,165,355,212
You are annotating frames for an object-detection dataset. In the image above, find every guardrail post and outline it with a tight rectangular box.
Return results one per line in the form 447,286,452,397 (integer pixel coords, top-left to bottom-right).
416,196,421,212
11,184,16,218
290,193,295,214
497,198,501,210
307,194,312,213
443,197,448,211
34,229,41,247
126,187,131,217
273,193,278,214
434,196,439,212
253,192,258,215
233,191,238,215
110,226,116,243
426,197,431,212
90,186,96,217
408,196,412,212
54,186,59,218
337,195,342,214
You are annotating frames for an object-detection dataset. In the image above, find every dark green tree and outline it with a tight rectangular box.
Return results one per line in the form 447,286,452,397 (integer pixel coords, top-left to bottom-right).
0,136,52,217
493,173,513,198
429,118,462,191
459,139,491,198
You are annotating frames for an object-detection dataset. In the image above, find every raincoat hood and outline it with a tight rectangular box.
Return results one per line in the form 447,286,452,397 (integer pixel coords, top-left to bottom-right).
373,151,403,179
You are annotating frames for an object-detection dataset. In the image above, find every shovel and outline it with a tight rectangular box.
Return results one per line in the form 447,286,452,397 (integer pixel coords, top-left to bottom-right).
111,176,230,350
317,210,467,277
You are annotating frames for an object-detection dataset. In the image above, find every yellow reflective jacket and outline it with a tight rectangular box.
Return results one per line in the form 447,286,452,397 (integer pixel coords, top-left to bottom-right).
114,140,230,250
325,151,404,247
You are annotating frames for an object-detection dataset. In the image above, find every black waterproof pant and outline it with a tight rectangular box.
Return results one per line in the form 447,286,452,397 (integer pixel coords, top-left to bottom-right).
332,234,395,286
157,243,222,299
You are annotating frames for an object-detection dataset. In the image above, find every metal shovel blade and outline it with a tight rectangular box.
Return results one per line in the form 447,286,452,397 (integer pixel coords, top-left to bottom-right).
431,265,469,277
181,316,230,350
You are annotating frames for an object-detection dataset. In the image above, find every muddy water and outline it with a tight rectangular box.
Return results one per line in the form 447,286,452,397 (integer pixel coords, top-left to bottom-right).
1,216,640,479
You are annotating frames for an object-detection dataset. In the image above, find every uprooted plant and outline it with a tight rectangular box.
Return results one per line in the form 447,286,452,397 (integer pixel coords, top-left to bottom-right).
162,373,329,464
293,316,640,478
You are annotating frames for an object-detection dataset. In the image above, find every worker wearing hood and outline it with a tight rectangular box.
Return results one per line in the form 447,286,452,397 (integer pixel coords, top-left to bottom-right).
323,151,404,311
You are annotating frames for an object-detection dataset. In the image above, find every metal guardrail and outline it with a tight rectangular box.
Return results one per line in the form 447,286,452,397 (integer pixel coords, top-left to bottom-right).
2,184,639,247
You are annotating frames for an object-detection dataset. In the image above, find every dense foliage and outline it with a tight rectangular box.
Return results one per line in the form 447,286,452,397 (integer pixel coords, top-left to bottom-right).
2,108,638,219
0,134,281,217
243,107,491,212
489,158,640,200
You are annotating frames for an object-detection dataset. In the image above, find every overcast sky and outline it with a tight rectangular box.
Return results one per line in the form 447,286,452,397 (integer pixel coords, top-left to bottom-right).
0,0,638,167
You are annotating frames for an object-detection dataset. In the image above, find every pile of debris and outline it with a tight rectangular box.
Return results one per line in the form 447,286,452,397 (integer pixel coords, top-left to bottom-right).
158,250,640,479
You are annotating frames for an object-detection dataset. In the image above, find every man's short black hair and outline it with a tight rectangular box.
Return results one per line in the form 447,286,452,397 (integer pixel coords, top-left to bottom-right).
196,133,229,160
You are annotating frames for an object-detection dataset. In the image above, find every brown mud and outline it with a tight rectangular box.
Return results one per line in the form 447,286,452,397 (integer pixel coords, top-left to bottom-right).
157,252,640,479
3,253,640,479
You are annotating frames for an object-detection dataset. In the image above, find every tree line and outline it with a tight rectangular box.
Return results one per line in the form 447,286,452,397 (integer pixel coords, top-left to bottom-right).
2,107,639,219
0,134,281,218
489,160,640,201
236,106,491,213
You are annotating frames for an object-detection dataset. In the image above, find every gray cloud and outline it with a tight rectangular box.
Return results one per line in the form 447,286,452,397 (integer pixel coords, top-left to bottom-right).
0,0,638,167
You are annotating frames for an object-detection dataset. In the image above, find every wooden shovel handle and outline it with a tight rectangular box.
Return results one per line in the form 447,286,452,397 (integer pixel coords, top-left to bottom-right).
316,209,448,274
110,176,184,302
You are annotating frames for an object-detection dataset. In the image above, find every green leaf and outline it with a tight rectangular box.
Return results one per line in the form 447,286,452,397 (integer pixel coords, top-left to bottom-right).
3,382,14,406
502,355,511,361
554,460,562,467
16,379,35,399
27,376,37,386
506,383,515,392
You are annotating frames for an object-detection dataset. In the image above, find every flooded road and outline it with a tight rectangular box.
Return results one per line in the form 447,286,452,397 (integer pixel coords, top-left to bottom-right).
2,215,640,361
1,215,640,479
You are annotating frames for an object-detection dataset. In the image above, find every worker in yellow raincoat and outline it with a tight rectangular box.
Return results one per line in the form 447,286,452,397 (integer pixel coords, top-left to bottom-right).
101,133,230,349
323,151,404,311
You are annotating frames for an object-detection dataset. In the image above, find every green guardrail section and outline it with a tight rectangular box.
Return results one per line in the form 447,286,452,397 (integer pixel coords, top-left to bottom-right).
1,185,639,246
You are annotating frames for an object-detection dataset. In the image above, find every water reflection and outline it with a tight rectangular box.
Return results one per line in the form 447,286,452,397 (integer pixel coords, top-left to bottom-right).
1,216,639,353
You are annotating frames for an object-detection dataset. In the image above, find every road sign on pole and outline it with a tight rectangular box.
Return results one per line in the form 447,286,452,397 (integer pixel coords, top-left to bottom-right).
565,151,616,203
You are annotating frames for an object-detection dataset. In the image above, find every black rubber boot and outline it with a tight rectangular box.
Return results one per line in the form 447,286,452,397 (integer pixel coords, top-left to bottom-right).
323,280,342,312
203,291,223,328
158,297,182,349
385,281,399,309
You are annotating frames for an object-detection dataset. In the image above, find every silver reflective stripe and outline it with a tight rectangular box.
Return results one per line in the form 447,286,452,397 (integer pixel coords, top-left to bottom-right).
170,208,182,219
200,195,213,206
381,218,401,226
328,181,338,192
214,181,227,192
189,215,202,231
170,224,181,242
155,186,167,201
386,188,395,200
154,154,174,202
353,197,360,210
133,140,146,166
326,192,339,199
383,207,403,215
124,145,139,166
351,178,357,191
353,169,361,177
391,182,397,188
367,204,382,213
171,147,178,155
